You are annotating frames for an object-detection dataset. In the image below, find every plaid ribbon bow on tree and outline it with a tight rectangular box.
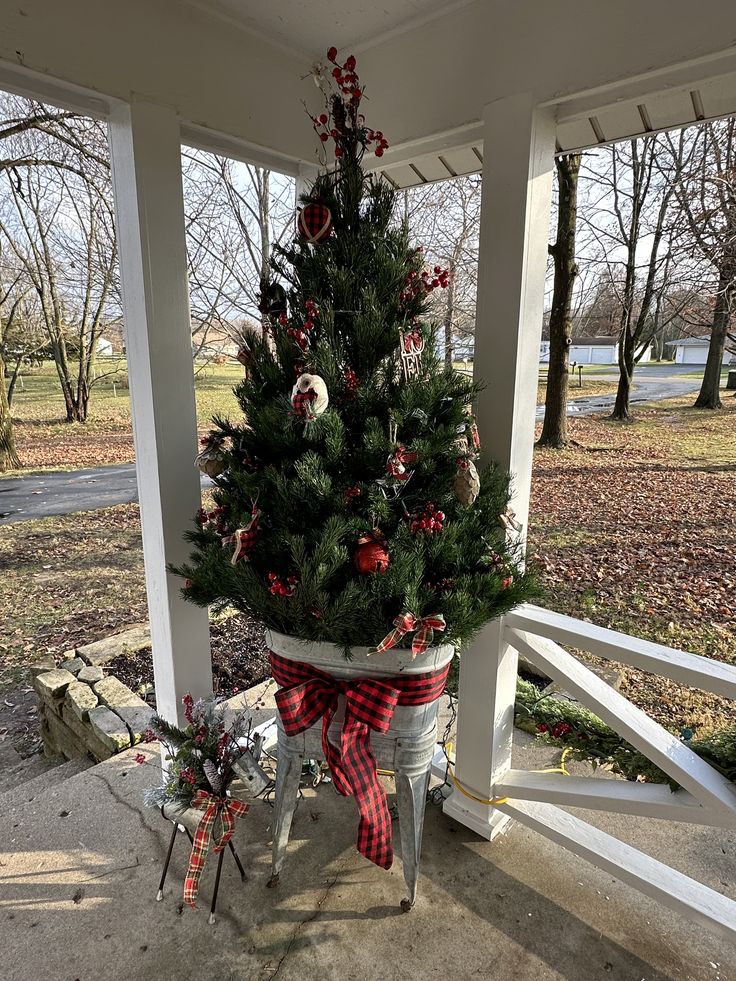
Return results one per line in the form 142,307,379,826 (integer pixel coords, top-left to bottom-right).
183,790,249,907
370,612,446,658
269,651,449,870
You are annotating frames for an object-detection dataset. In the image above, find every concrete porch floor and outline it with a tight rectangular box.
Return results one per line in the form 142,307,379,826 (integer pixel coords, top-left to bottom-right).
2,687,735,981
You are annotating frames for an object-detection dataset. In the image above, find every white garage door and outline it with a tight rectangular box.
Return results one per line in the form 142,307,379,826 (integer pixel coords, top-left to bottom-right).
591,346,614,364
682,347,707,364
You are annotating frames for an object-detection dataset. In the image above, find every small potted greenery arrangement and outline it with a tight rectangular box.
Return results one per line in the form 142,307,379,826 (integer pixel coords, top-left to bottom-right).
141,694,270,909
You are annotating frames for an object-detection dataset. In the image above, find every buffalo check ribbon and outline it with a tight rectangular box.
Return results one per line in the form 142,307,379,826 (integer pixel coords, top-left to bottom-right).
370,612,446,658
183,790,249,907
269,650,449,870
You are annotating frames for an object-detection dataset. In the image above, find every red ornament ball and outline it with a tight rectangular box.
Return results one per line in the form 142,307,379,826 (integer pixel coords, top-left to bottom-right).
298,202,333,244
354,533,390,575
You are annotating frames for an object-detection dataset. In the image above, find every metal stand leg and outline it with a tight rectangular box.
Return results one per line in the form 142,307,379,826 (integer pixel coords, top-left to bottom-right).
208,847,226,925
268,745,303,888
395,767,432,911
157,819,179,901
228,840,246,881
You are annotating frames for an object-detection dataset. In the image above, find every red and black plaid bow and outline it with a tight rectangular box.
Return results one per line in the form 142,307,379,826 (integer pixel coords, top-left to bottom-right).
371,612,446,658
183,790,249,907
269,650,450,870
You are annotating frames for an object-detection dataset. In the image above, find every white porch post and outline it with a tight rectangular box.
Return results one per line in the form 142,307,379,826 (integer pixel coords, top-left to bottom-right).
443,94,555,838
108,100,212,726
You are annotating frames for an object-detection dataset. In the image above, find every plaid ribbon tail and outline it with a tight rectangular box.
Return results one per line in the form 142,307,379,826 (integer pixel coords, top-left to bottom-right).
183,793,249,907
369,614,415,656
411,614,446,657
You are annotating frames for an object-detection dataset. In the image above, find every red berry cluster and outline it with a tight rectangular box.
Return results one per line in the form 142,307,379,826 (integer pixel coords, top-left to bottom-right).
537,721,572,739
311,49,390,159
343,366,359,396
196,505,228,535
345,485,362,503
400,265,450,304
179,766,198,786
327,48,362,104
286,298,319,350
268,572,298,597
410,503,446,534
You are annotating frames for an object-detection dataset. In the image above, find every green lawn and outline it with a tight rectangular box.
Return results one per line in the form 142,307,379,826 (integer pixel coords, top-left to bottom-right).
8,359,245,473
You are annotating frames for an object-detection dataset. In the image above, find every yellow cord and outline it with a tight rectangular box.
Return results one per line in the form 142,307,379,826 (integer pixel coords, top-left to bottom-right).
445,745,572,808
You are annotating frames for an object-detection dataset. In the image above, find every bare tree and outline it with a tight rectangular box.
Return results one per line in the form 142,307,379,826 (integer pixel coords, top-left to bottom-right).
580,134,688,420
181,149,295,359
0,121,119,423
667,119,736,408
403,176,481,364
538,153,581,448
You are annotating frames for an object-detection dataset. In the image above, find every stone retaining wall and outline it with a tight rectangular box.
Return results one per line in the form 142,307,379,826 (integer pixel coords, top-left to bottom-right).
32,625,154,762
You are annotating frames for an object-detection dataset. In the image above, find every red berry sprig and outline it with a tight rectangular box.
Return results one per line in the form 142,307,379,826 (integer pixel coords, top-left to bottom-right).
345,485,362,503
287,326,309,350
268,572,298,597
343,366,359,396
410,503,446,534
400,265,451,304
310,48,390,159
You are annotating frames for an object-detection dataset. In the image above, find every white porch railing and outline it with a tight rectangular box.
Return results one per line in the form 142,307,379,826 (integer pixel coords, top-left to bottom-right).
447,604,736,941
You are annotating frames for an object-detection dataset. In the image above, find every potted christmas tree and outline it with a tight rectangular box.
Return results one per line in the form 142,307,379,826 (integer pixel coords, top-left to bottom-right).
176,47,536,893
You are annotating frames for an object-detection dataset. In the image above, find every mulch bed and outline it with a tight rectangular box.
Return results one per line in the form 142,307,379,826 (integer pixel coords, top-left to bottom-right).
105,612,271,705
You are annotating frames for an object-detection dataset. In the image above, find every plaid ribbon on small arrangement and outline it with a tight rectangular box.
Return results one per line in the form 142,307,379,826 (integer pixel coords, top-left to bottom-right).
370,612,446,658
269,650,450,870
183,790,249,907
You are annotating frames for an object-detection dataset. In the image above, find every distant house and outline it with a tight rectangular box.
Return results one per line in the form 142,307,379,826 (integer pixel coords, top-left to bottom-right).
671,336,712,365
96,337,114,357
540,336,652,365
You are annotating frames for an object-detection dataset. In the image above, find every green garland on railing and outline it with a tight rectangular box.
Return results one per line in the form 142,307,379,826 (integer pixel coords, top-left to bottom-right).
514,678,736,788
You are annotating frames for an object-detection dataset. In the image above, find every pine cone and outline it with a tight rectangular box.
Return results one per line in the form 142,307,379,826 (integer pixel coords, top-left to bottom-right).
203,758,223,795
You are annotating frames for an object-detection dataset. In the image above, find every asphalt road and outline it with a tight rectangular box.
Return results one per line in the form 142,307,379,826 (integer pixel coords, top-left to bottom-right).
536,368,702,420
0,464,212,525
0,366,706,525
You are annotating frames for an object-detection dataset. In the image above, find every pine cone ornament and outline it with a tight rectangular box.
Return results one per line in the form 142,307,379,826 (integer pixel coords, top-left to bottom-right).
203,758,224,795
454,458,480,507
291,373,329,419
195,437,228,477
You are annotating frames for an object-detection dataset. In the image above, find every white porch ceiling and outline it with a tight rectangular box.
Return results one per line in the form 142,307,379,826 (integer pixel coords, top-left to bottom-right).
183,0,471,56
374,70,736,189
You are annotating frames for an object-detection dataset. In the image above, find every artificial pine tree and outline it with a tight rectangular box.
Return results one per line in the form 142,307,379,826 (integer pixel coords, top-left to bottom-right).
176,48,537,655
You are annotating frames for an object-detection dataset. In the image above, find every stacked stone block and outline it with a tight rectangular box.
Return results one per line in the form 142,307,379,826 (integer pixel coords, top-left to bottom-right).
32,624,154,762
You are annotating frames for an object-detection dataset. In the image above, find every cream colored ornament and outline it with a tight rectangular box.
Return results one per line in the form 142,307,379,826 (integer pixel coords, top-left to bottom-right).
291,373,329,418
454,458,480,507
195,439,228,478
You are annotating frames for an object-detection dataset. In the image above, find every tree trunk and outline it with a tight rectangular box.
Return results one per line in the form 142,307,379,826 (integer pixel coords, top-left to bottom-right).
443,257,456,368
538,153,581,448
0,353,20,471
611,341,634,420
694,275,731,409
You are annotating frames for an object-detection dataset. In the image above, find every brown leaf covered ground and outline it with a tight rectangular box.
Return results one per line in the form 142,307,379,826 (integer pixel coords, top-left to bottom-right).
530,394,736,733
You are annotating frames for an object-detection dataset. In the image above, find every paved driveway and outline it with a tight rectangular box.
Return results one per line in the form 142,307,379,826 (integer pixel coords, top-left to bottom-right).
0,464,212,525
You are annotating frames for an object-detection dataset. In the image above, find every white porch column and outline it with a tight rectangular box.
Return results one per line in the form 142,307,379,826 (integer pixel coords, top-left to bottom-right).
108,100,212,726
443,94,555,838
